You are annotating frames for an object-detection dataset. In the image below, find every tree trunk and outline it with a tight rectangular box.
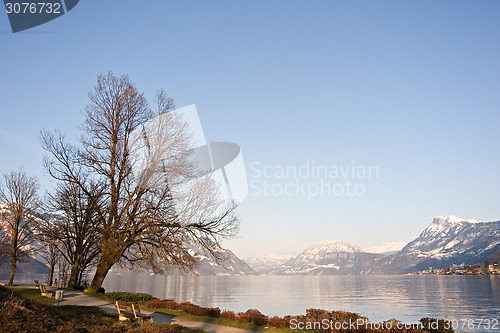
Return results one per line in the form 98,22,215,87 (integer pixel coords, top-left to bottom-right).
88,258,114,293
48,263,55,286
67,262,79,288
77,267,85,286
8,256,16,286
8,231,18,286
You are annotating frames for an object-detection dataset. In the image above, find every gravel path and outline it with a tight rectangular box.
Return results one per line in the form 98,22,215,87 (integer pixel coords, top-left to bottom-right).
60,290,256,333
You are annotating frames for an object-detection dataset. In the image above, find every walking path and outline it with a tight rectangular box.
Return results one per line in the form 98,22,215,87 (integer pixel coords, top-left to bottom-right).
61,290,256,333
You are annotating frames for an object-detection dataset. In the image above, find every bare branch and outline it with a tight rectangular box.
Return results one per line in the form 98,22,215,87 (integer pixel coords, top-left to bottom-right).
0,169,40,285
41,72,240,292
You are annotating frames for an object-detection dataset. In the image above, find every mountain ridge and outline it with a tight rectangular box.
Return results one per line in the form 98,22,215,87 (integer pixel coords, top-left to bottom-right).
246,215,500,275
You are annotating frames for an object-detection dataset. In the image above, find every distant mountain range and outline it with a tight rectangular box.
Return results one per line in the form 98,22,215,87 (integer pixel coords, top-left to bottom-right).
396,215,500,272
0,256,49,281
0,202,255,278
271,240,384,275
159,242,256,276
3,212,499,278
244,254,292,274
245,215,500,275
364,240,407,255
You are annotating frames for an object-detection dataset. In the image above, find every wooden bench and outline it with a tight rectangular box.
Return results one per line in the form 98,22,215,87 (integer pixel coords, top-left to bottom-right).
39,285,53,298
115,301,153,322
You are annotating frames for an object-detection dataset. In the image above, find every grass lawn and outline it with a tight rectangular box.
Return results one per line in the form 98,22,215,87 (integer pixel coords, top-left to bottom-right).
0,286,207,333
7,288,271,332
6,286,55,304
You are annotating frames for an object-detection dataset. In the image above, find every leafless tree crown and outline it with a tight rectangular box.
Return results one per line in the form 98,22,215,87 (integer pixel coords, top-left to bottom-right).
41,72,239,291
0,169,40,285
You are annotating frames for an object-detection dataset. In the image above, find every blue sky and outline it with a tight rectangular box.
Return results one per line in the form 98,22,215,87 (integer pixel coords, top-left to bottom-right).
1,1,499,258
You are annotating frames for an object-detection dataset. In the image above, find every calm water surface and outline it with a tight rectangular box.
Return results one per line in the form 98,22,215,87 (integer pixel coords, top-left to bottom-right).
102,274,500,328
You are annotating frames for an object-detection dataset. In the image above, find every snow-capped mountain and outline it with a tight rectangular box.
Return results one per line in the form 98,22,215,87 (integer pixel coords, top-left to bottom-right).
271,240,384,275
0,256,49,280
248,215,500,275
364,240,407,255
161,243,256,276
397,215,500,269
303,240,363,255
0,203,49,280
245,254,293,274
364,215,500,273
190,248,256,276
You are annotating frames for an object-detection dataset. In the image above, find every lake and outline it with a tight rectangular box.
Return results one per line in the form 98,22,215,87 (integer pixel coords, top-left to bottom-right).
12,273,499,331
102,274,500,331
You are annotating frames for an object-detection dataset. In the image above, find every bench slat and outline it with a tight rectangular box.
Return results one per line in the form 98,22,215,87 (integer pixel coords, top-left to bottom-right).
39,285,53,298
115,301,152,322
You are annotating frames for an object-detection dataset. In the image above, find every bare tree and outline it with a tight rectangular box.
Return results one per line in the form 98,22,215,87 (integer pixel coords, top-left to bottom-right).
57,259,70,288
39,239,60,286
42,72,239,293
39,181,101,287
0,170,40,285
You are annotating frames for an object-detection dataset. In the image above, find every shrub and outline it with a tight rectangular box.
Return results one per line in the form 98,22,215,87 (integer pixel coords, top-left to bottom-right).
295,308,368,333
142,298,178,309
130,322,206,333
269,316,288,328
106,292,153,302
177,301,221,318
221,310,238,321
97,287,106,294
305,308,331,321
331,309,366,324
141,299,221,318
237,309,270,326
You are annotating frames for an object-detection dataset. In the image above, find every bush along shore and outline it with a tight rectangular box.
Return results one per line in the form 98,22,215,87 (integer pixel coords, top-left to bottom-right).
108,292,453,333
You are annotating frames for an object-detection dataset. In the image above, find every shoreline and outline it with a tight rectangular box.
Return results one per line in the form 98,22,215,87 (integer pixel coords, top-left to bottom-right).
3,285,456,332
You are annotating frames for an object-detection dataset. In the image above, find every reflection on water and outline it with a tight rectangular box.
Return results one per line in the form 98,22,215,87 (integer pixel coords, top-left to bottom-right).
103,274,500,325
9,273,498,331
